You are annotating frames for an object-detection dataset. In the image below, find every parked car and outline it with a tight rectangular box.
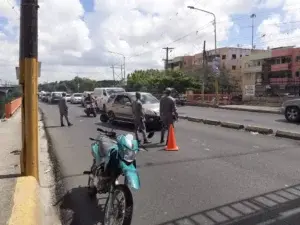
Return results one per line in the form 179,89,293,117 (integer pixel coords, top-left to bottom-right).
93,87,125,112
103,92,161,132
65,93,71,102
70,93,83,104
42,92,51,102
280,98,300,122
48,92,64,104
81,91,94,107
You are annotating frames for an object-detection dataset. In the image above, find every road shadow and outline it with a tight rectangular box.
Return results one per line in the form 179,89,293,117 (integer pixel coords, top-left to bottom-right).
156,182,300,225
95,121,134,133
0,173,21,179
45,125,63,128
58,186,106,225
275,119,300,125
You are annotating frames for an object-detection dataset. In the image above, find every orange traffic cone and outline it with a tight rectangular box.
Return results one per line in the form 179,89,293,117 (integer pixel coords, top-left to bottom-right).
165,124,179,151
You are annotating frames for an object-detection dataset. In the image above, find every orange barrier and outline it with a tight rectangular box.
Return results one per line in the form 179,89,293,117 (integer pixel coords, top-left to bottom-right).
5,97,22,118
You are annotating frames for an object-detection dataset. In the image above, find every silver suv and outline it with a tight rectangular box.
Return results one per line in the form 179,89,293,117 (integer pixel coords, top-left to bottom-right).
281,98,300,122
103,92,162,131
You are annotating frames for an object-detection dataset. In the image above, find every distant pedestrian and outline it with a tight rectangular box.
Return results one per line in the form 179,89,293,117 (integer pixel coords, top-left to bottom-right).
159,88,178,144
58,92,72,127
132,92,151,144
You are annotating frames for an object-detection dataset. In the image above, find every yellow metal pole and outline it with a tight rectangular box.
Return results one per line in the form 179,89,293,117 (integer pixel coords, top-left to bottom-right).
19,60,26,175
24,58,39,179
20,0,39,181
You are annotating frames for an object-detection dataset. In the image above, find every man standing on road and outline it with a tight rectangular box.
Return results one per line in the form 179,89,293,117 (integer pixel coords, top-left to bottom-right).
132,92,151,144
58,92,73,127
160,88,178,144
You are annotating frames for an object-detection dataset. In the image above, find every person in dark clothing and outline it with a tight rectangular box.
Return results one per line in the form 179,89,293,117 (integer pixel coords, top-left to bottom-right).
58,92,72,127
132,92,151,144
85,93,95,103
159,88,178,144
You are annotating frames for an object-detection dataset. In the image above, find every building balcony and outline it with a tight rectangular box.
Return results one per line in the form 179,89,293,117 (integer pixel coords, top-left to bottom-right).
243,65,262,73
270,77,300,85
271,63,292,72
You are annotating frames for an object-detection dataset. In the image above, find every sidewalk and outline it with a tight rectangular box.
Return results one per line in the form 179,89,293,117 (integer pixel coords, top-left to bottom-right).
0,110,21,225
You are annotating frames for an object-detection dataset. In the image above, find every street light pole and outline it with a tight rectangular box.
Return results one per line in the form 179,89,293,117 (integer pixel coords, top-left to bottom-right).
187,6,219,104
108,51,126,80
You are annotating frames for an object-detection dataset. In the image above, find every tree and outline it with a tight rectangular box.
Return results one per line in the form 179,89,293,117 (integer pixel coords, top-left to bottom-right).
38,77,119,93
126,69,200,93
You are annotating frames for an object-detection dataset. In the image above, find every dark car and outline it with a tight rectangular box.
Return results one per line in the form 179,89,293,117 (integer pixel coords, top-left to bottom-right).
102,92,162,132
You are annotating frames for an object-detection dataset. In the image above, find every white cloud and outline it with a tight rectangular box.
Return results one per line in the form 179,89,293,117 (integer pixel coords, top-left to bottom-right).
1,0,269,83
257,1,300,48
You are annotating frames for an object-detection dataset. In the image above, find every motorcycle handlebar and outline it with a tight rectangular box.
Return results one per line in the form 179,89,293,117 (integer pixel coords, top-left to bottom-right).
97,128,116,138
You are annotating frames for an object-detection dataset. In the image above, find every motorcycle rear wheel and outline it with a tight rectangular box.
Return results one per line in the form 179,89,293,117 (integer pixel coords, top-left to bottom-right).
103,184,133,225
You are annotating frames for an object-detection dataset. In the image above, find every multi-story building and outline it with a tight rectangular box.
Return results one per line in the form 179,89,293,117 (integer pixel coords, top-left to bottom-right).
167,56,194,71
242,46,300,99
168,47,266,88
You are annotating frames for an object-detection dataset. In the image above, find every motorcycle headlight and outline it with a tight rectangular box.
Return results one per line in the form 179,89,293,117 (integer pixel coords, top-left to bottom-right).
122,149,137,163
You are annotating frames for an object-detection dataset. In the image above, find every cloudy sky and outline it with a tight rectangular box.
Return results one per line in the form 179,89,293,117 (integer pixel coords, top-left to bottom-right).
1,0,300,83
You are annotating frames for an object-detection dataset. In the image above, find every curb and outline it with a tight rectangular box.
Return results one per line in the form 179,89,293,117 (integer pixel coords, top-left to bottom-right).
7,176,41,225
181,116,300,141
203,119,220,126
185,102,281,115
245,125,273,135
187,116,203,123
219,106,281,115
275,130,300,140
220,122,244,130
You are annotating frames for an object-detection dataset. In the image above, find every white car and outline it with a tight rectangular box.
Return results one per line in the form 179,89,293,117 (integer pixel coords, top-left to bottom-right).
93,87,125,112
70,93,83,104
65,94,71,102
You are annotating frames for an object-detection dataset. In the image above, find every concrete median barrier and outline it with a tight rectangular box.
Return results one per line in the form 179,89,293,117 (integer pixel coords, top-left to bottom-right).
186,116,203,123
220,122,244,130
245,125,273,135
8,176,41,225
275,130,300,140
203,119,221,126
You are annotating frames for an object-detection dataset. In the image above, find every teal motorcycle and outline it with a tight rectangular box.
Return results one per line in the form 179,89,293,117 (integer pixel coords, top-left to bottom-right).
84,128,140,225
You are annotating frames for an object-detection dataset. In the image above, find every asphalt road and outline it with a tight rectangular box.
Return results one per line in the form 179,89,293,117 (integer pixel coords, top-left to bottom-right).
178,106,300,133
40,102,300,225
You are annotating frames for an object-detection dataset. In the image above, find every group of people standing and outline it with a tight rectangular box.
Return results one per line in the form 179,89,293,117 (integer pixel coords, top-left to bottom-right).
132,87,178,145
58,88,178,145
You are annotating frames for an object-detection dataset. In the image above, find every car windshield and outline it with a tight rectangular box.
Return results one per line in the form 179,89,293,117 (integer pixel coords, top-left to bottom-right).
53,93,62,97
106,89,125,95
74,94,82,97
66,94,71,97
130,93,159,104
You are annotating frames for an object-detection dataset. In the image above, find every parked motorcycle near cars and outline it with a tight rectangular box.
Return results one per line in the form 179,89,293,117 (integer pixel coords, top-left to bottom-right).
84,102,97,117
84,128,140,225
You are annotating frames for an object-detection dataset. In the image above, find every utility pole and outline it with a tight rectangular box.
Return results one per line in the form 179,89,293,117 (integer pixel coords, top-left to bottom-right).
120,65,123,81
250,14,256,49
162,47,174,74
19,0,39,180
110,65,115,86
202,40,206,102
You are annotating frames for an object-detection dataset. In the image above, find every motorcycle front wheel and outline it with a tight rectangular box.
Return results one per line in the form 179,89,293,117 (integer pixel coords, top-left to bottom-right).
104,184,133,225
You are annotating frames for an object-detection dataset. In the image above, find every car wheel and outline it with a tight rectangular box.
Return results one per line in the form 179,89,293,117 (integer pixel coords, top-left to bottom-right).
100,114,109,122
285,106,300,122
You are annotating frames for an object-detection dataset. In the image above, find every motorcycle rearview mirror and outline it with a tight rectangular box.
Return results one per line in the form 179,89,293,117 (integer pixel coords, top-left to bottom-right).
89,137,95,141
97,128,104,132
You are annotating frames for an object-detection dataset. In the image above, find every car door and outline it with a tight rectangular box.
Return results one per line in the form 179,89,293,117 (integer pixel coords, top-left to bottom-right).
111,95,125,119
121,96,133,121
